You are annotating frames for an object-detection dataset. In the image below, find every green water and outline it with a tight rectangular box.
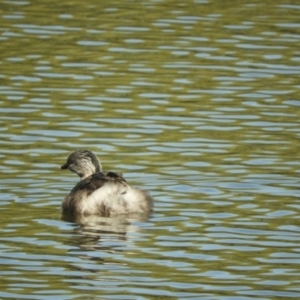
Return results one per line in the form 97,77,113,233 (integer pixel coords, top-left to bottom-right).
0,0,300,299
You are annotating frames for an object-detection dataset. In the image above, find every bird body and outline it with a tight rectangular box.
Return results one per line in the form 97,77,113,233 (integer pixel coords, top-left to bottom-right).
61,150,152,216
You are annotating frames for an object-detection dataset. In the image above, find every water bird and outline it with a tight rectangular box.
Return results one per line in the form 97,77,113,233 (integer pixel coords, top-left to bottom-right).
61,149,152,216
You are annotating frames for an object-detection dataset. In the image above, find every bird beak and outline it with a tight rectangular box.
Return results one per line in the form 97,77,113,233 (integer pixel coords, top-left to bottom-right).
61,163,68,169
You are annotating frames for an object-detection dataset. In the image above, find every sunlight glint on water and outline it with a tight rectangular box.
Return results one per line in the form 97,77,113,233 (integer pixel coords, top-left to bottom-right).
0,0,300,299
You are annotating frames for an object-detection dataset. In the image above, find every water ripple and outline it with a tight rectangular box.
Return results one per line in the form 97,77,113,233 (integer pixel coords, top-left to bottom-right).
0,0,300,299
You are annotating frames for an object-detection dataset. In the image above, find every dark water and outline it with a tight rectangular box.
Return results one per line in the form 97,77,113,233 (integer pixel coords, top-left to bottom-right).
1,0,300,299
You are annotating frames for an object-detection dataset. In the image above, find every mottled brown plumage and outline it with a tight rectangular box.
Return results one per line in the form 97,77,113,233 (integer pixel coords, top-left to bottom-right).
61,150,152,216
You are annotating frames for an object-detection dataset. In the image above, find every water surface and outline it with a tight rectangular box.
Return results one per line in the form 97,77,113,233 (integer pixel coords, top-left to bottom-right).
1,0,300,299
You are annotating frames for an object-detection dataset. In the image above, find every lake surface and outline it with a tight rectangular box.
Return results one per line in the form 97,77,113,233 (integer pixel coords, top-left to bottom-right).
1,0,300,299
